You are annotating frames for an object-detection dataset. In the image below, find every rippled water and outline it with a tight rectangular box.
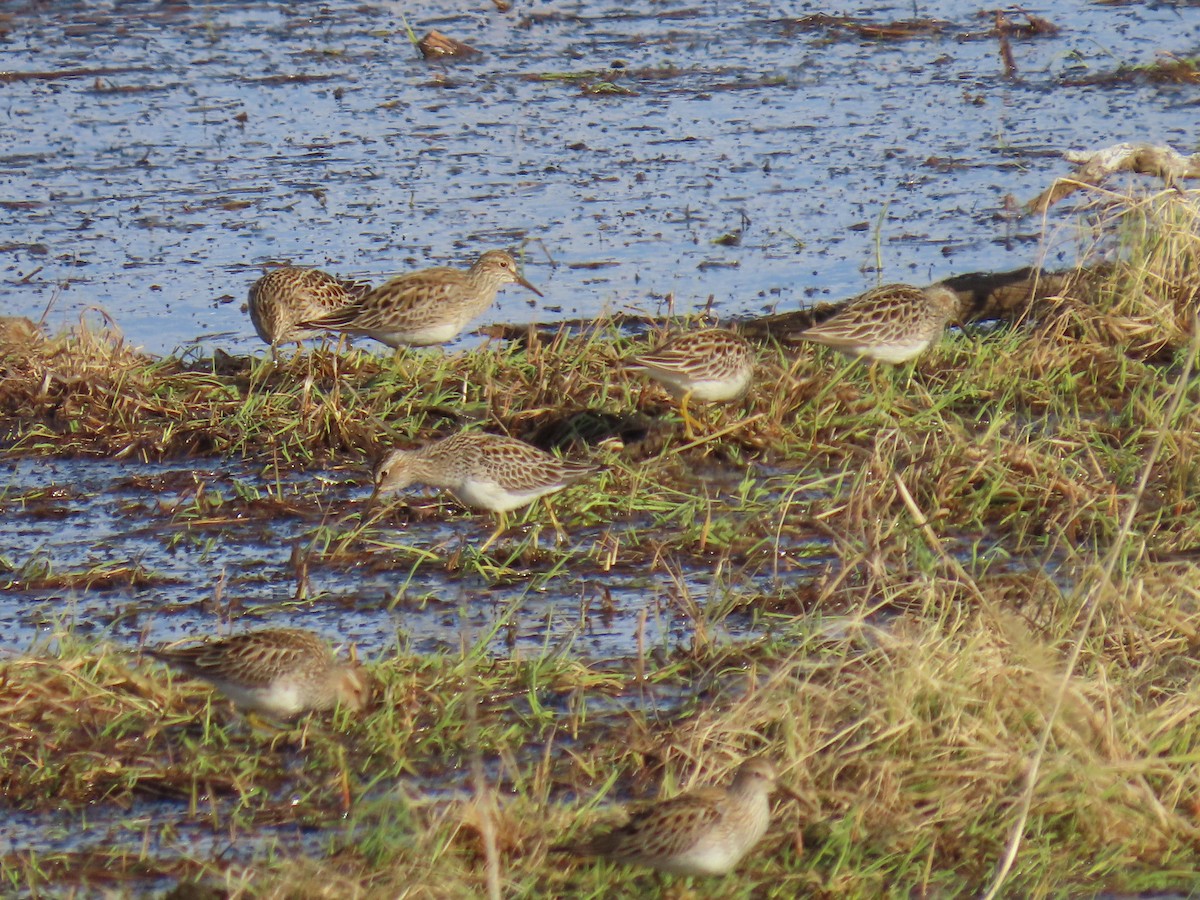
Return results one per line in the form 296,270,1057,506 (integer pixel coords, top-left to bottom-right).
0,0,1196,887
0,455,841,658
2,0,1196,354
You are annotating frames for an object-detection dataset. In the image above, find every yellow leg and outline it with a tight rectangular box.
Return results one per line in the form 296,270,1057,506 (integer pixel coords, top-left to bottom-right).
543,499,566,545
867,361,883,394
249,711,289,742
476,512,509,555
678,390,700,439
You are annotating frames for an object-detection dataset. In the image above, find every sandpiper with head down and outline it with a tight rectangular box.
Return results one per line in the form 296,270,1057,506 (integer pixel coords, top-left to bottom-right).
299,249,541,349
147,627,371,719
555,757,794,877
248,266,372,349
371,430,601,551
626,327,754,436
795,283,960,365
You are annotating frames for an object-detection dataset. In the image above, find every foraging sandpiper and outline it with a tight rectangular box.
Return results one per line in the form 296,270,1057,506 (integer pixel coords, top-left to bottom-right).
147,627,371,718
626,327,754,436
371,430,601,550
298,250,541,348
556,757,791,876
248,266,371,348
795,283,960,364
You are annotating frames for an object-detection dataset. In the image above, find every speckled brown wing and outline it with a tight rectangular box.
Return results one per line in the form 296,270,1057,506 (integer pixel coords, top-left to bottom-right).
248,267,370,344
457,435,600,492
293,269,367,311
305,267,466,330
576,787,725,862
630,329,752,381
801,284,932,347
150,629,325,689
336,276,373,303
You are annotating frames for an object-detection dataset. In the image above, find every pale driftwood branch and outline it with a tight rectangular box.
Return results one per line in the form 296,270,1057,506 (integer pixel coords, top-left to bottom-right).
1026,143,1200,213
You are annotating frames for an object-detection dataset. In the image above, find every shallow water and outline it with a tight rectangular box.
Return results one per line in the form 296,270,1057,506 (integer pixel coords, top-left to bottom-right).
0,455,841,659
2,1,1196,354
0,0,1196,889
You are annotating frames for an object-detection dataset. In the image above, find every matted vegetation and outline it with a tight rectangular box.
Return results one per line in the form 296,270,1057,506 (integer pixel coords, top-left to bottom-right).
3,189,1200,896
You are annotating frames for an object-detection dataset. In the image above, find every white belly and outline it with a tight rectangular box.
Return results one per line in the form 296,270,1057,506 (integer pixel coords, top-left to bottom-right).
217,680,307,717
687,370,753,402
857,338,932,364
453,478,558,513
364,320,467,347
650,369,751,403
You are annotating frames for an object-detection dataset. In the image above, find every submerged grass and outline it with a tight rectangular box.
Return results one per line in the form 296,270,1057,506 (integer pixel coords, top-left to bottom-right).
2,189,1200,894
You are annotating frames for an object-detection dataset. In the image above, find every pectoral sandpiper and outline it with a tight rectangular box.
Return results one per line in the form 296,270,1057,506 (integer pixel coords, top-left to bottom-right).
248,266,372,348
555,757,792,877
298,249,541,348
626,328,754,436
371,430,601,551
795,283,960,364
147,627,372,719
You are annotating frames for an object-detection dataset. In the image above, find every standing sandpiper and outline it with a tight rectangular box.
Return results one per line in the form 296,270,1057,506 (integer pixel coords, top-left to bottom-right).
626,328,754,436
371,430,601,551
794,283,960,364
298,250,541,348
147,628,372,719
555,757,792,876
247,266,372,348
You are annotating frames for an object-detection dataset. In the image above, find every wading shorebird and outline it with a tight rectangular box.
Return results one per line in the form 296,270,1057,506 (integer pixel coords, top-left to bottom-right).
626,327,754,437
371,430,601,552
794,283,961,365
554,757,796,876
147,627,371,719
247,266,371,349
298,249,541,348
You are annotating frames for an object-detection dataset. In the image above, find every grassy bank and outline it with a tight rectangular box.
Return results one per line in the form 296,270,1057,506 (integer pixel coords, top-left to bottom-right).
2,188,1200,896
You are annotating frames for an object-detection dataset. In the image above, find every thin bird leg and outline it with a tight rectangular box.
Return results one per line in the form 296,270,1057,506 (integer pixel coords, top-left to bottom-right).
903,359,936,406
249,710,288,738
678,389,700,439
867,360,884,394
543,498,567,545
477,512,509,555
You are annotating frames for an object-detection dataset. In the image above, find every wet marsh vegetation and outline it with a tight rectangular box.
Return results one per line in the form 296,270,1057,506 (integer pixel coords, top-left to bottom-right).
2,191,1200,895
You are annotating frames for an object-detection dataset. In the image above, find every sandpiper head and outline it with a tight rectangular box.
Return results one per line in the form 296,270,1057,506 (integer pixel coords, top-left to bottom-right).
371,448,419,500
472,250,543,298
332,660,374,711
733,757,779,792
926,284,961,321
248,277,284,345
